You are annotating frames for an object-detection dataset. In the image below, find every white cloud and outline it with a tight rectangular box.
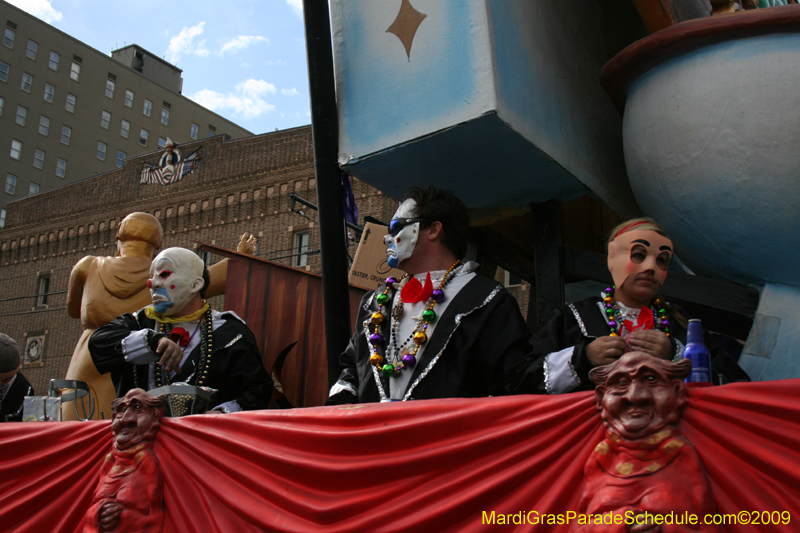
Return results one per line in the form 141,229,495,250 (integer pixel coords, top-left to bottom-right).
281,88,300,97
7,0,62,23
265,60,287,67
166,22,206,64
220,35,269,55
190,79,277,119
287,0,303,17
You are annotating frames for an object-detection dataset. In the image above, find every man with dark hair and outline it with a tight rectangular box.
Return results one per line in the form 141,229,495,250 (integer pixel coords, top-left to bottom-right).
0,333,33,422
327,186,532,403
89,247,273,414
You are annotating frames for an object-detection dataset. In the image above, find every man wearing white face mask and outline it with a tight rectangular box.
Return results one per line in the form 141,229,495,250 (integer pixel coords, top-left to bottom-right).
89,247,273,414
327,186,533,404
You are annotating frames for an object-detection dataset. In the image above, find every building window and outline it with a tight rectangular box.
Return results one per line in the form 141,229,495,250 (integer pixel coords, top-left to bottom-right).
120,119,130,138
56,157,67,178
5,174,17,195
65,93,76,113
190,123,199,140
105,79,115,98
0,96,3,115
161,107,170,126
10,140,22,160
101,110,111,129
0,61,7,82
33,149,45,169
143,99,152,117
503,270,522,288
139,129,148,146
56,158,67,178
43,83,55,103
293,232,310,267
0,208,5,228
49,51,59,71
26,39,37,60
15,105,27,126
21,72,32,92
97,142,107,161
37,275,50,306
208,125,216,137
39,116,50,136
29,182,40,195
3,28,14,48
124,89,134,108
158,137,166,149
70,61,80,81
61,126,71,145
116,150,126,168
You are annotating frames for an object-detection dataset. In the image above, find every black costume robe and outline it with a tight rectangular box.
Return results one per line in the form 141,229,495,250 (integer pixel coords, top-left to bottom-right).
89,309,273,411
326,275,532,404
512,296,750,394
1,371,33,422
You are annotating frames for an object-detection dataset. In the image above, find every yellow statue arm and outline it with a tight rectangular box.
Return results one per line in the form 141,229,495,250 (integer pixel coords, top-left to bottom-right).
67,256,93,319
205,233,257,298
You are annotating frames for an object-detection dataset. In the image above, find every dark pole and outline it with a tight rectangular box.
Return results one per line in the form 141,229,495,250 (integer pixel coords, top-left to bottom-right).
302,0,351,388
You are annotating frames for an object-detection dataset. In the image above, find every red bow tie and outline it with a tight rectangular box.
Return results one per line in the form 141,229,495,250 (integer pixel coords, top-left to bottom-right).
400,273,433,303
169,327,191,347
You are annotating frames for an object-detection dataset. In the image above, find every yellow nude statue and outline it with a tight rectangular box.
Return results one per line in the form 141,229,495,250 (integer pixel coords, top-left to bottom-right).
64,212,255,420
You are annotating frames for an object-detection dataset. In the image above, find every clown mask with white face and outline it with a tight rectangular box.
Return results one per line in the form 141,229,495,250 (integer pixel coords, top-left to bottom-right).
607,230,673,306
147,247,205,316
384,199,425,269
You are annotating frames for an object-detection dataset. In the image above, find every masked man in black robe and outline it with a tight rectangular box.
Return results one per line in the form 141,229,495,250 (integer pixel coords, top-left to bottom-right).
89,247,272,414
0,333,33,422
327,186,532,404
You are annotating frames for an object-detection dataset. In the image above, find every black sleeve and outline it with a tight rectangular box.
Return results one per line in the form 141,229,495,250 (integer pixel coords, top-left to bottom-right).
511,305,595,394
214,324,274,411
325,292,372,406
89,313,164,376
473,290,535,397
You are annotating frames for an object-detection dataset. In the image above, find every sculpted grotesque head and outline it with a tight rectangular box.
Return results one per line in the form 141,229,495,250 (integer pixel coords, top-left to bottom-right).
110,389,165,451
591,352,692,441
147,247,205,316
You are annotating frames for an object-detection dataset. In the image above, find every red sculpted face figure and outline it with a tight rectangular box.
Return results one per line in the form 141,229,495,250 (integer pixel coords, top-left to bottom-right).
110,389,164,451
592,352,690,441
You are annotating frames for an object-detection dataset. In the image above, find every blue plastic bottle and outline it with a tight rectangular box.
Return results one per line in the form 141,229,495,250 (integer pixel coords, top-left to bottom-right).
684,319,711,383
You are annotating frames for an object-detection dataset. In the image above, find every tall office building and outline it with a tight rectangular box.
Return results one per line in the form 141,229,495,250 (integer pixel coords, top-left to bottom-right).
0,0,252,224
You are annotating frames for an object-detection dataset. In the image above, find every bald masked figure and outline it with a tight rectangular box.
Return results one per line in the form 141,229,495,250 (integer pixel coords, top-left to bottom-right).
88,247,272,413
67,212,256,419
513,218,748,394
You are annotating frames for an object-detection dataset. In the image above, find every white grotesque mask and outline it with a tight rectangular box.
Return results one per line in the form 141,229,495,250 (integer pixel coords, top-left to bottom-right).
384,199,424,269
148,247,205,316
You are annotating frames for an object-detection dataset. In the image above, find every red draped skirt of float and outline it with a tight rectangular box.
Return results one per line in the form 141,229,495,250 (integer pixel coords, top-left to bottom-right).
1,379,798,532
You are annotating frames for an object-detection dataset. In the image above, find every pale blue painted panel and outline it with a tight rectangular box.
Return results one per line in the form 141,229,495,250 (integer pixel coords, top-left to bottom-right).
334,1,488,159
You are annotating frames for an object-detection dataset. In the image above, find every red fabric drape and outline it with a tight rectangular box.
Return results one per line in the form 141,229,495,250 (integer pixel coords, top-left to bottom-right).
2,380,799,533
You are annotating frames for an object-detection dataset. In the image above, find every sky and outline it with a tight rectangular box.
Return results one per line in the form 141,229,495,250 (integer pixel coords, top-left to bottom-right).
9,0,311,135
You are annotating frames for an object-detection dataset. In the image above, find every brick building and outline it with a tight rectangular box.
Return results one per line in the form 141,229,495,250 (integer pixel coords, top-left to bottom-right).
0,124,529,397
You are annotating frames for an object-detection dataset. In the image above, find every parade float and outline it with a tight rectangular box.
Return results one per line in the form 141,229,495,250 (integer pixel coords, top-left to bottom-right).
2,2,799,532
